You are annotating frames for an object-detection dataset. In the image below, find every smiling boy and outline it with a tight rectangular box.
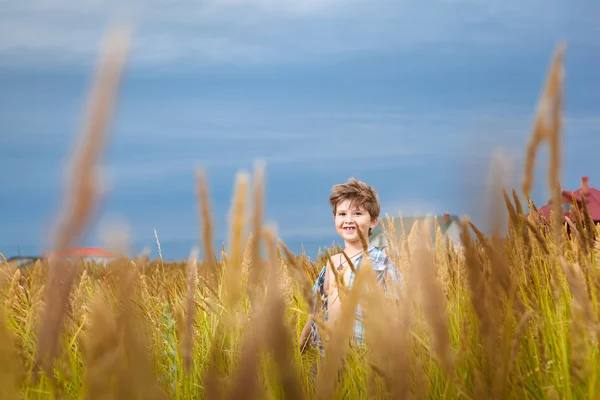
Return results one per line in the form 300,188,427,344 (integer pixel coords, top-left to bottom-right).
299,177,401,354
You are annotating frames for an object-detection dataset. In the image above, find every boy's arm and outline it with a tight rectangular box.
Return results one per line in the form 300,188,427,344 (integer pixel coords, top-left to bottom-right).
298,265,327,353
299,318,312,353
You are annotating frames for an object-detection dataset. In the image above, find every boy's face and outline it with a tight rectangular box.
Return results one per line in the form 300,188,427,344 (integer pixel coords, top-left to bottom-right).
333,199,378,246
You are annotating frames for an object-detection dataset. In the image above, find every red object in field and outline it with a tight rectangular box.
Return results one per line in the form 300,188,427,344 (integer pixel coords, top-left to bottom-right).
537,176,600,223
47,247,119,264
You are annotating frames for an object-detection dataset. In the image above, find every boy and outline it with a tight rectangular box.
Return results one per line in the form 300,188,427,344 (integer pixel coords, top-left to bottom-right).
299,177,401,354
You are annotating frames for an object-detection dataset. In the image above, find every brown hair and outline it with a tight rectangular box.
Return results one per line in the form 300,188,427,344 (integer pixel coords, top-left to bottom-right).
329,177,380,235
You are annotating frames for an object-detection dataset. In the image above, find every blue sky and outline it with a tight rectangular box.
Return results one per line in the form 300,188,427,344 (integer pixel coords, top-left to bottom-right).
1,0,599,261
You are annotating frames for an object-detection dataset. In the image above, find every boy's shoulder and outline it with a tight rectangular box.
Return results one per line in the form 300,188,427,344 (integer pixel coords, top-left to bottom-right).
316,246,393,273
366,245,391,260
365,246,395,271
333,246,394,267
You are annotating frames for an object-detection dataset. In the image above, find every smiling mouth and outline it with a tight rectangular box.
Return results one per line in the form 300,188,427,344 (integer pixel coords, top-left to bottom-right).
343,226,356,231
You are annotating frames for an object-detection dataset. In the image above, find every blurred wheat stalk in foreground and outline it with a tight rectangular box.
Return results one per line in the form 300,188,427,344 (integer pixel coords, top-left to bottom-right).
1,27,598,400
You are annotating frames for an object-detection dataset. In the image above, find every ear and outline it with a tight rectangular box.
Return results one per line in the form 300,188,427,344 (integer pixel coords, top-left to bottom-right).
370,217,379,229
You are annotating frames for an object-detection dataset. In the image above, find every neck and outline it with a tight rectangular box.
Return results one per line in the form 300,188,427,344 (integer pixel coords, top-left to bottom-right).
344,241,369,256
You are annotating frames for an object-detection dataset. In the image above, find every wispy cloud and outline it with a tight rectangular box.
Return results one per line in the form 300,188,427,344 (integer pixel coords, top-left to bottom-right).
277,226,334,240
0,0,584,69
102,146,429,186
98,106,477,184
379,200,444,219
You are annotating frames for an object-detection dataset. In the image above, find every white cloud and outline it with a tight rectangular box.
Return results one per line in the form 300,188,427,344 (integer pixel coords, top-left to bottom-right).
0,0,576,69
102,144,430,186
379,200,443,219
277,226,334,239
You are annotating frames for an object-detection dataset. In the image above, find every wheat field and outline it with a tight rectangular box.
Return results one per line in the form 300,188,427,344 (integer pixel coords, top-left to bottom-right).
1,28,598,399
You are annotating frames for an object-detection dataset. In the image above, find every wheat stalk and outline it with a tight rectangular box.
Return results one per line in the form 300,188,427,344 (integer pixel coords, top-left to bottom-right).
34,25,131,382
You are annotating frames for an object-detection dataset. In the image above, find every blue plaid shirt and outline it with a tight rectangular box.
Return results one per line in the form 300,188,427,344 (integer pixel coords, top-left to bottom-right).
309,246,401,353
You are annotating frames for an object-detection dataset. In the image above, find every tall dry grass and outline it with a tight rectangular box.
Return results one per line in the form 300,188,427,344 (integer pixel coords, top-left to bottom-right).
1,30,599,400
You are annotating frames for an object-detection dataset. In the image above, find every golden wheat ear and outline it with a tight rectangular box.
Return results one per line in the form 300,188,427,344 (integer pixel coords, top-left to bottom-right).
262,226,305,400
522,43,566,198
248,160,266,308
279,239,314,309
0,307,19,400
412,219,454,374
222,171,249,322
182,247,199,373
196,168,218,286
52,25,132,253
521,42,566,248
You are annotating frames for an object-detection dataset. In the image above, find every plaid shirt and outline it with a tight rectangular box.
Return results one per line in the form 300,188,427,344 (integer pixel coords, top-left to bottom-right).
310,246,401,353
